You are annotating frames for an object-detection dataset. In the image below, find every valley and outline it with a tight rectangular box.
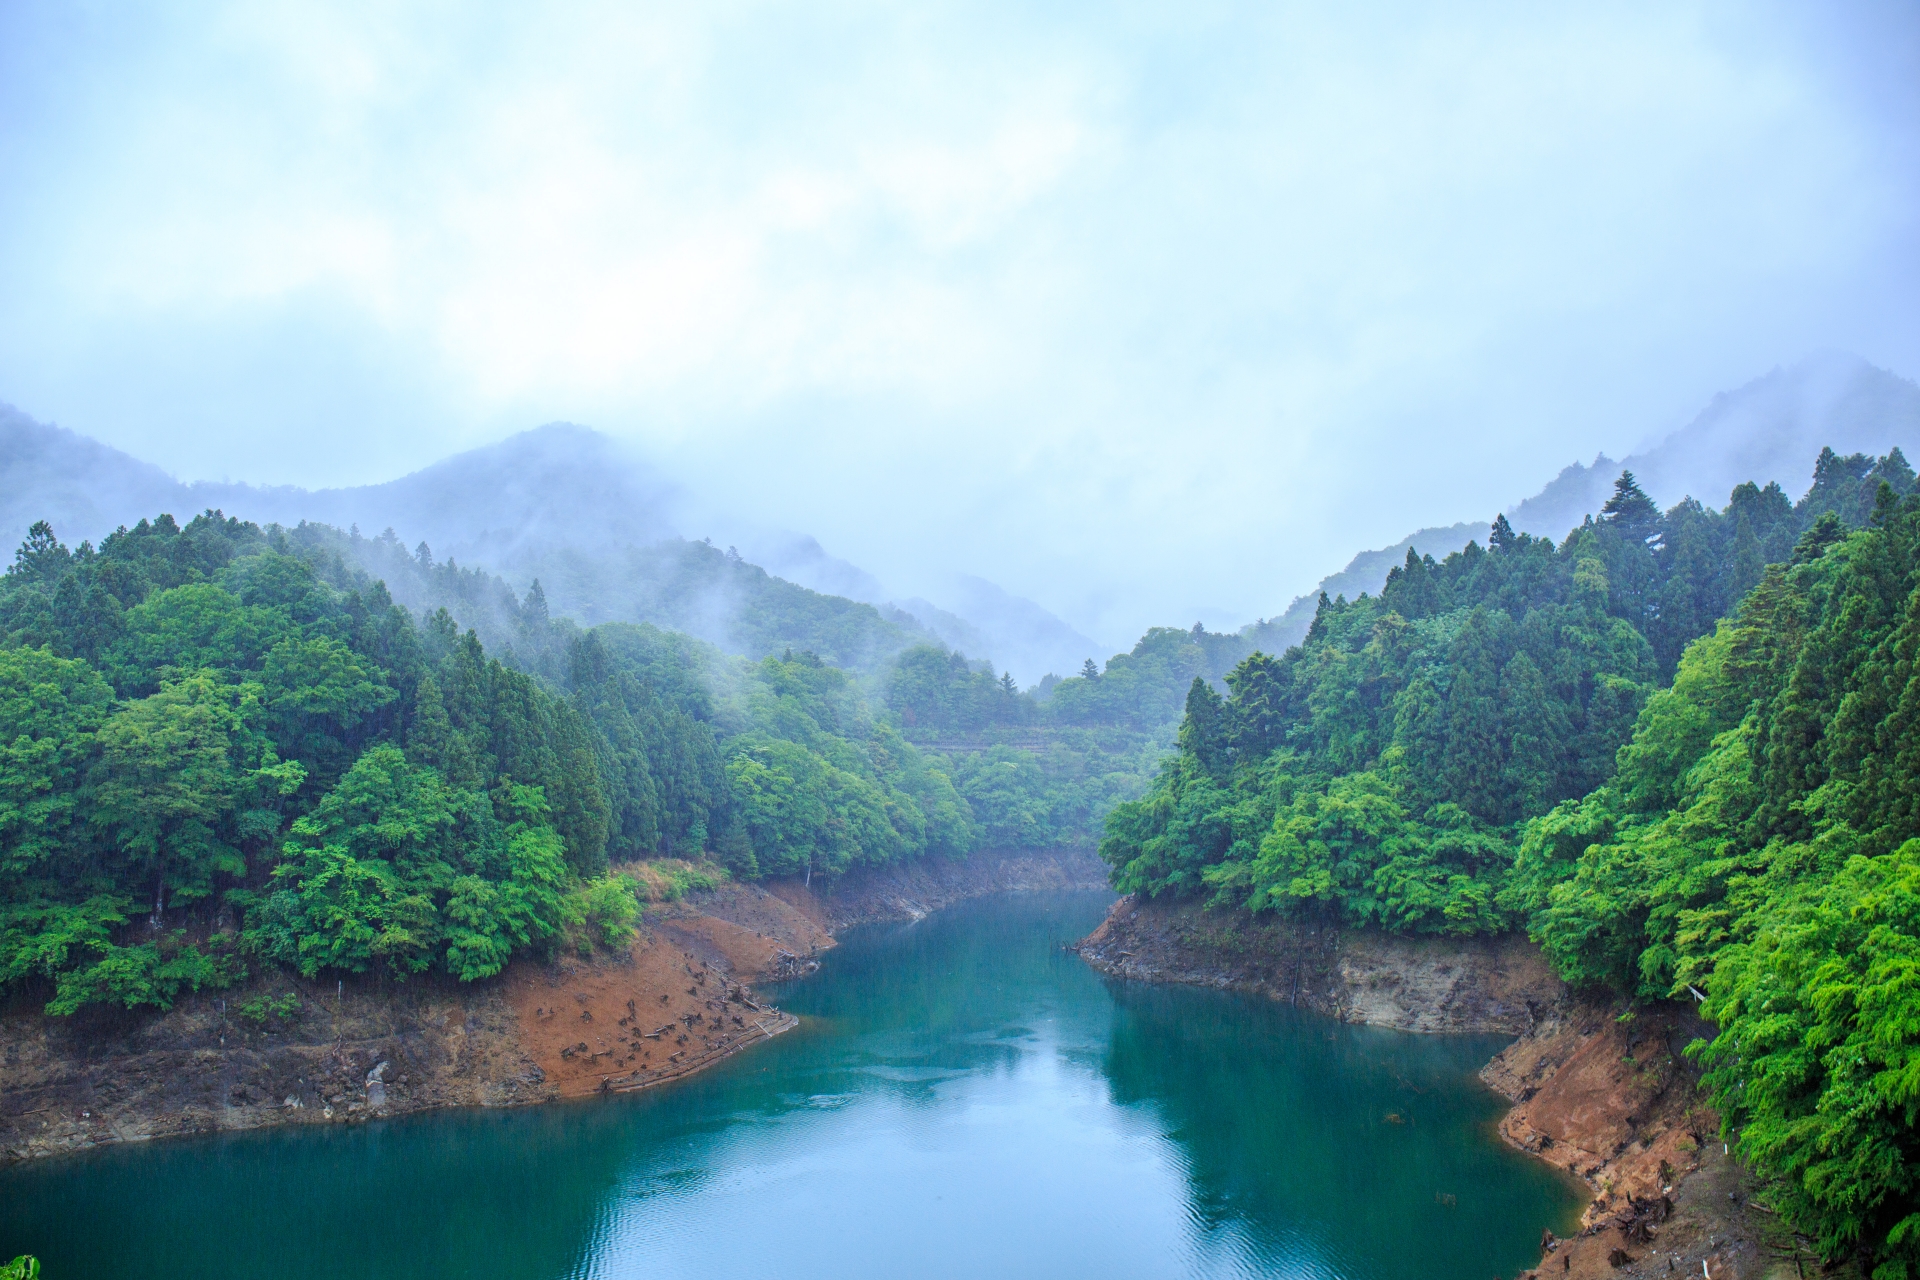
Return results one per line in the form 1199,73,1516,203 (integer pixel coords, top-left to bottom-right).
2,360,1919,1277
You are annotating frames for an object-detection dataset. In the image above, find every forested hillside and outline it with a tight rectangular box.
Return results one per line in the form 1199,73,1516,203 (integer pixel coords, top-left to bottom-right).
308,521,937,675
1099,446,1920,1271
0,409,1097,682
879,621,1264,853
1245,354,1920,655
0,511,977,1017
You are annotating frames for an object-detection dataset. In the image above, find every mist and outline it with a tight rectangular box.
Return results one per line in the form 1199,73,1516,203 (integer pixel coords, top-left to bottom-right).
1,1,1917,645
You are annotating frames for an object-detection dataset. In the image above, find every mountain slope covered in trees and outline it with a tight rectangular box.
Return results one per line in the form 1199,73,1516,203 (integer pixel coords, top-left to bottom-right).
1099,446,1920,1271
0,409,1100,682
1250,353,1920,654
0,510,983,1016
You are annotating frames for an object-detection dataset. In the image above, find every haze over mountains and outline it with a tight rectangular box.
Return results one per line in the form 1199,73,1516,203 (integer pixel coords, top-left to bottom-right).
1249,352,1920,650
0,409,1104,683
4,350,1917,679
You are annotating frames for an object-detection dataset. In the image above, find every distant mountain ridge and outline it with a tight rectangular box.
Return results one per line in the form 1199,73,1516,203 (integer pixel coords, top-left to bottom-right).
1248,352,1920,651
0,407,1100,682
9,351,1913,677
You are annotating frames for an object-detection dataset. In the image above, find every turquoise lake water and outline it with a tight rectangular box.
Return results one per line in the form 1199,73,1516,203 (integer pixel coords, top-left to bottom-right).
0,891,1582,1278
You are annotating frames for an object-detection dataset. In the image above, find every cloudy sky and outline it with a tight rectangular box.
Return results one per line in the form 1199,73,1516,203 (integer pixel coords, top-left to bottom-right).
2,1,1916,644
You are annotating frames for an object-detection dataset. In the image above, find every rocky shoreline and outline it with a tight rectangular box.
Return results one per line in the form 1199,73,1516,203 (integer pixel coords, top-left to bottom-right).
1076,892,1812,1280
0,845,1108,1166
3,856,1813,1277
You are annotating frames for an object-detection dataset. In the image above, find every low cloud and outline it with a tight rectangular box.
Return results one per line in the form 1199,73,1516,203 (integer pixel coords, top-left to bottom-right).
0,0,1915,641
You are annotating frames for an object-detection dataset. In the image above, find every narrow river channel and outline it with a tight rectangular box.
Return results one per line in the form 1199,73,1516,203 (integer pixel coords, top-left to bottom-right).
0,891,1583,1278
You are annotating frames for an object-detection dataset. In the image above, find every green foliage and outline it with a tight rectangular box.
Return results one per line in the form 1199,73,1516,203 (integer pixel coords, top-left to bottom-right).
1,1253,39,1280
235,989,302,1025
884,624,1248,851
1093,452,1920,1271
245,747,571,981
1045,624,1250,732
0,895,130,987
0,504,1092,1016
565,872,643,952
1519,471,1920,1271
887,645,1030,734
0,646,114,875
45,934,227,1016
628,858,727,902
1099,457,1874,935
1100,515,1676,925
724,737,905,879
1694,840,1920,1272
332,524,933,675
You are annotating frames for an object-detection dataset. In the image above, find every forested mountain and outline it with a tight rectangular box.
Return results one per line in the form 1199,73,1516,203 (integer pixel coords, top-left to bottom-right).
876,624,1259,852
327,523,934,676
0,509,985,1016
0,409,1099,683
734,537,1105,682
1509,352,1920,539
1249,353,1920,653
1100,446,1920,1270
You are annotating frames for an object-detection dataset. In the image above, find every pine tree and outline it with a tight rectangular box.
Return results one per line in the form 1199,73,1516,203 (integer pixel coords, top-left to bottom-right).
1178,677,1231,777
1440,612,1507,821
1497,651,1569,819
407,674,453,770
1224,651,1290,758
1381,547,1443,617
521,579,550,630
8,521,68,583
1601,471,1660,541
1489,513,1517,553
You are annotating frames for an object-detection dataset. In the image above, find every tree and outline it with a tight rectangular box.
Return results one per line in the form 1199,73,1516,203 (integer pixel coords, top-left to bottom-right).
1601,470,1660,542
1489,512,1517,553
0,647,115,876
91,673,252,923
1177,677,1230,777
1497,651,1567,819
1439,612,1506,822
9,521,68,583
1224,651,1289,759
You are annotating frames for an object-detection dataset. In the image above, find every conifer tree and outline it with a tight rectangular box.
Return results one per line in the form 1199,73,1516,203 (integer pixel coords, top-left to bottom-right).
1488,512,1517,553
1601,470,1659,540
1177,677,1230,777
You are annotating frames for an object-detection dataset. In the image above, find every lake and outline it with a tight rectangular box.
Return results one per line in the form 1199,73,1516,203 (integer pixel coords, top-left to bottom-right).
0,891,1583,1278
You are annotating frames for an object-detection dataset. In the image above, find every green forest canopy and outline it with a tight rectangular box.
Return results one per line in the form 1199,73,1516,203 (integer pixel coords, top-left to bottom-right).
0,511,987,1016
6,443,1920,1269
1099,446,1920,1273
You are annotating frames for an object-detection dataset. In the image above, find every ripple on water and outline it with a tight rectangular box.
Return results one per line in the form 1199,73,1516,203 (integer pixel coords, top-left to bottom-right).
0,891,1582,1280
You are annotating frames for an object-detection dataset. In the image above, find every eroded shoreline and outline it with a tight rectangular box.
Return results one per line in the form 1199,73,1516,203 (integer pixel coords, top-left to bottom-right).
1076,893,1797,1280
0,846,1109,1165
4,861,1804,1277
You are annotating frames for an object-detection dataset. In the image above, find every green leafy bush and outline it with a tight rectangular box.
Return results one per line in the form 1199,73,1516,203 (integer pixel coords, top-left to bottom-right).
566,873,642,952
235,989,301,1025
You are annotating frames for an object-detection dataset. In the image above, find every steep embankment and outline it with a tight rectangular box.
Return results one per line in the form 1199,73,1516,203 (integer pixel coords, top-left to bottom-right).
0,847,1106,1164
1078,895,1808,1280
1077,893,1560,1033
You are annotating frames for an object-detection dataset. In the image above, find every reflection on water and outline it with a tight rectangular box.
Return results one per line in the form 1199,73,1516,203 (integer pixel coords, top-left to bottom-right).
0,891,1582,1279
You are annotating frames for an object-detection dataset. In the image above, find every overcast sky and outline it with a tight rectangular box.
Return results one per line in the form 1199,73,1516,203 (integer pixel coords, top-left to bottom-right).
2,1,1916,644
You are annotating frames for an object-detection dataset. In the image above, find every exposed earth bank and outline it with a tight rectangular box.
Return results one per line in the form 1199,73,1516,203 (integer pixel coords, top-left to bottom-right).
1077,893,1821,1280
0,846,1108,1165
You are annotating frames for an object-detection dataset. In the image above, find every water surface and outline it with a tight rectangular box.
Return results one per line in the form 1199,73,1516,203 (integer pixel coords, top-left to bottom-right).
0,891,1581,1278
